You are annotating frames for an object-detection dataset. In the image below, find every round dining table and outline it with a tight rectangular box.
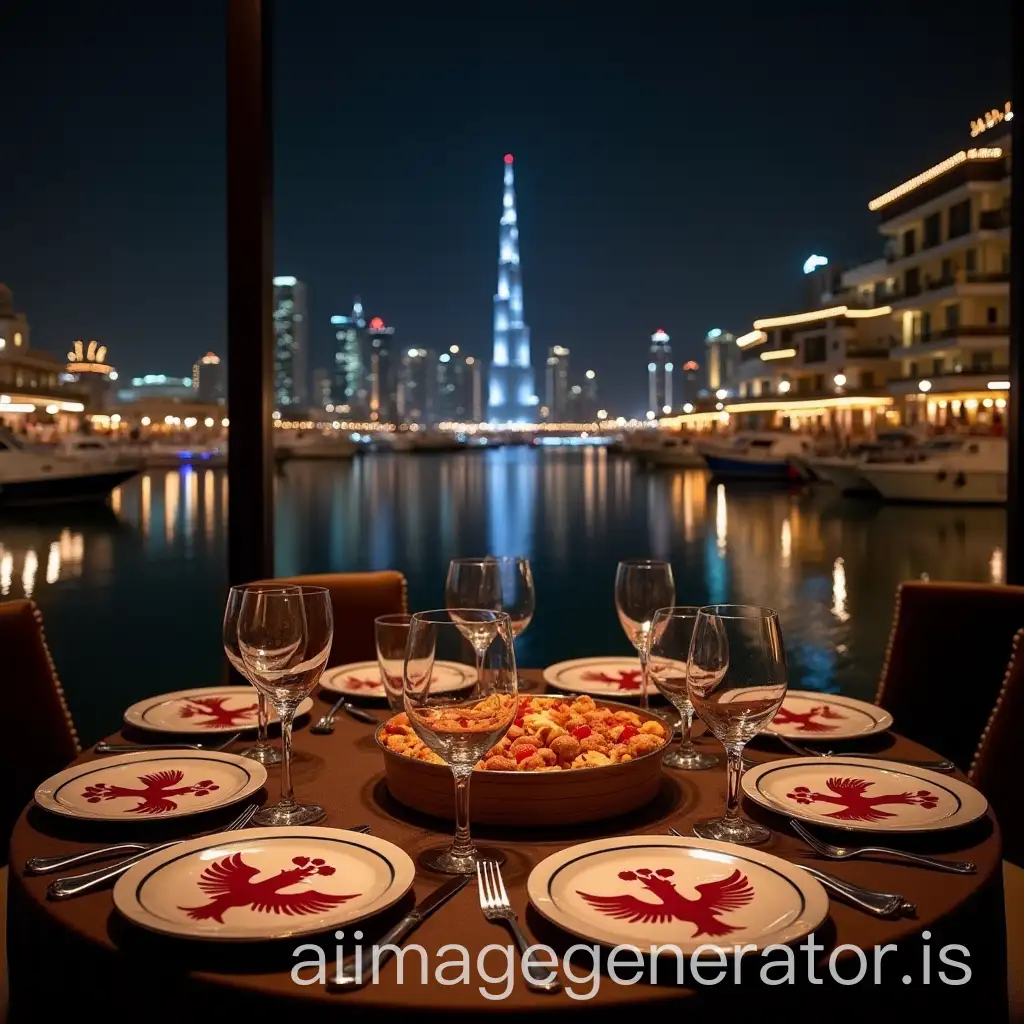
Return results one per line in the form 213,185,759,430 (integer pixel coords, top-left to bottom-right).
7,671,1008,1021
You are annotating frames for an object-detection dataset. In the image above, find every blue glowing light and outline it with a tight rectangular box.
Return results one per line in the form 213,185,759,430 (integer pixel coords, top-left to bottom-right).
803,254,829,274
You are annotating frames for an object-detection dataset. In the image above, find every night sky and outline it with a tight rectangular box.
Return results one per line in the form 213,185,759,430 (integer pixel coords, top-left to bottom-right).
0,2,1012,413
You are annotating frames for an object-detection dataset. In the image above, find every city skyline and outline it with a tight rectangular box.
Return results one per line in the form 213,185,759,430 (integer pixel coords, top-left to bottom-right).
0,4,1012,411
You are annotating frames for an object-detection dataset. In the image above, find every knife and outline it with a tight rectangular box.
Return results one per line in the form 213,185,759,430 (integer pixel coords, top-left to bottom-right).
327,873,471,991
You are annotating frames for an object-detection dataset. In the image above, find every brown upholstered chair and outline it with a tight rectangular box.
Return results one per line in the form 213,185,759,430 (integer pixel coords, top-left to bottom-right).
0,600,80,861
875,580,1024,771
249,571,407,669
969,629,1024,1018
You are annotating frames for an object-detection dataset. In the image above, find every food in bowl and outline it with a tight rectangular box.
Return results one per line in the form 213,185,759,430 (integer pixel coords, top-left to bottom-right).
379,693,668,772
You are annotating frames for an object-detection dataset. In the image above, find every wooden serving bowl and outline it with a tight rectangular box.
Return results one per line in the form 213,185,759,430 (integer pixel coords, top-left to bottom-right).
376,698,671,826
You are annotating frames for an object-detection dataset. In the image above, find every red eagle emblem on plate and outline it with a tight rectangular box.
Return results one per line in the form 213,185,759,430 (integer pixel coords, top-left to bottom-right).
577,866,753,937
178,854,359,923
179,695,259,729
343,676,382,692
81,770,219,815
772,704,846,732
787,777,940,822
580,669,644,691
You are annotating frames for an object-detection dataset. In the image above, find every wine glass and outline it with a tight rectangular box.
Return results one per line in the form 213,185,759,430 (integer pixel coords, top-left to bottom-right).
238,585,334,826
404,609,517,874
376,612,413,713
614,559,676,710
647,606,718,771
223,584,299,766
686,604,787,845
445,559,502,679
491,556,535,638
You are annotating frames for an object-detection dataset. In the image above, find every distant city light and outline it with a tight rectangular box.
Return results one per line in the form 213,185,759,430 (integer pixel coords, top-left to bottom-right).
326,404,335,412
715,402,724,411
778,380,791,394
183,417,197,428
272,411,281,420
736,330,767,348
449,345,460,354
370,317,385,330
918,380,932,392
45,404,59,415
164,415,175,425
647,362,656,372
715,389,728,400
504,153,514,164
585,369,595,380
706,328,723,340
597,409,607,419
682,403,694,414
439,353,451,363
111,413,121,424
465,357,475,365
988,380,1011,389
665,362,673,372
273,276,297,286
651,329,670,343
646,410,656,420
0,339,5,350
803,254,829,274
141,416,151,426
983,398,994,408
833,373,847,387
204,417,215,427
683,360,699,372
616,416,627,426
109,371,118,381
222,418,230,427
662,404,672,414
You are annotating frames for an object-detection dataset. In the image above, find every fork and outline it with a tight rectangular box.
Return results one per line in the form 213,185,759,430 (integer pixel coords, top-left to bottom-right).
46,804,259,900
665,827,915,918
94,732,243,754
777,736,955,772
789,819,976,874
312,695,377,732
476,860,561,993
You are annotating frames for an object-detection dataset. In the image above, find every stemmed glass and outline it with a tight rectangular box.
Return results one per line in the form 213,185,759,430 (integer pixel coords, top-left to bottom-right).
647,606,718,771
491,556,535,639
238,585,334,826
614,559,676,710
223,584,294,766
404,609,518,874
687,604,787,845
445,559,502,679
376,612,413,713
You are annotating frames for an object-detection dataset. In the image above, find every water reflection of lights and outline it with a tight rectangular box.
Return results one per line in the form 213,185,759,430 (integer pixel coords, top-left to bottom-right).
141,475,151,537
111,486,122,514
165,471,179,544
47,543,61,584
22,549,38,597
831,557,850,622
715,484,727,553
0,552,11,595
204,469,216,541
990,547,1005,585
780,519,792,568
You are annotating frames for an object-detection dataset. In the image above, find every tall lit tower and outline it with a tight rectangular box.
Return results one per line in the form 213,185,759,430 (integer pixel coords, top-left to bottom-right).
487,154,535,422
648,329,673,414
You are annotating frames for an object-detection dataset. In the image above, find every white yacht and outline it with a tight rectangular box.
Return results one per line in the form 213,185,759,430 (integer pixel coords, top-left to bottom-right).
860,435,1007,504
275,431,359,460
808,429,923,494
698,432,814,481
0,429,139,505
636,434,707,469
52,435,143,472
141,443,228,468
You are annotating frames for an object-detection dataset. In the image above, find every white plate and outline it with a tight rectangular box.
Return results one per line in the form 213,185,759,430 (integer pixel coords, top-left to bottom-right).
34,750,267,822
319,660,476,698
723,689,892,740
527,835,828,955
741,757,988,833
113,826,416,941
542,657,653,697
124,687,315,735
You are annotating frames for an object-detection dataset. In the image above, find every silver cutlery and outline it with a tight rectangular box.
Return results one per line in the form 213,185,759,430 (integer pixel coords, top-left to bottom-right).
312,695,374,732
666,827,915,918
777,736,956,772
790,819,976,875
46,816,372,900
477,860,561,993
95,732,243,754
328,872,471,991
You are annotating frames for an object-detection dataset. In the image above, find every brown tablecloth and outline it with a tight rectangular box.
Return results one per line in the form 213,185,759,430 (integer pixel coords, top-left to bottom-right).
6,671,1008,1021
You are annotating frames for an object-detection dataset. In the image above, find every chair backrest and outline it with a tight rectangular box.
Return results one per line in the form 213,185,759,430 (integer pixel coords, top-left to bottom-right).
0,599,80,857
248,571,407,668
970,628,1024,867
876,580,1024,770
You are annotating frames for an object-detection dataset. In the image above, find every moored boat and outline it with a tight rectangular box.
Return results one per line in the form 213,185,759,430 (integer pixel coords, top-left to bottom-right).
699,432,813,481
637,434,707,469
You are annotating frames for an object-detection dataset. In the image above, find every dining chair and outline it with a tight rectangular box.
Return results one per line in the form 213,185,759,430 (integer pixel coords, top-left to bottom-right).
0,599,80,861
246,570,407,669
875,580,1024,771
969,628,1024,1021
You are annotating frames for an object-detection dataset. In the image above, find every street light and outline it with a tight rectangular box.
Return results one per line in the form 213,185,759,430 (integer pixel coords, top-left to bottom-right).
833,372,847,387
585,369,596,380
918,380,932,393
682,403,694,414
778,380,791,394
645,410,656,420
662,404,672,414
597,408,607,419
716,388,728,400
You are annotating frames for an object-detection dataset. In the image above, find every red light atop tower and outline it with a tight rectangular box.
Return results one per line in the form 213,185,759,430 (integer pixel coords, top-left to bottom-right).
504,153,514,164
369,317,384,329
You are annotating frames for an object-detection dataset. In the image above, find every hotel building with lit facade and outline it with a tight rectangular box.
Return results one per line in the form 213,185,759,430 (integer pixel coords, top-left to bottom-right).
667,102,1012,436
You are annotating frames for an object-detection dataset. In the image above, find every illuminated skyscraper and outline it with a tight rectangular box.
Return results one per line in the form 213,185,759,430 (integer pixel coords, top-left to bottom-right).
705,328,737,391
487,154,535,422
273,276,308,409
647,329,673,414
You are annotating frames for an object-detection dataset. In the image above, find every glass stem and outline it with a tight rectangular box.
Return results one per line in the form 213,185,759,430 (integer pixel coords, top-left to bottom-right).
256,691,270,749
724,744,744,823
678,701,696,754
474,649,484,685
451,767,474,858
638,648,650,711
278,711,297,810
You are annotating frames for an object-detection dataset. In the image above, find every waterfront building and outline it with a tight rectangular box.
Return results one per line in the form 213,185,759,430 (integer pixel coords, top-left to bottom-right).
64,337,119,411
397,347,435,423
866,112,1011,429
705,329,737,392
681,360,701,405
487,154,536,422
0,286,87,430
312,368,332,410
582,368,599,420
367,316,397,422
435,346,480,423
119,374,195,401
648,329,672,415
332,301,396,420
273,276,308,410
544,345,570,420
192,352,225,403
